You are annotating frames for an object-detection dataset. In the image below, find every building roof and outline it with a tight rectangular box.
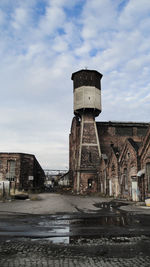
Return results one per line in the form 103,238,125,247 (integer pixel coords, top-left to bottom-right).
0,152,35,157
71,69,102,80
96,121,150,127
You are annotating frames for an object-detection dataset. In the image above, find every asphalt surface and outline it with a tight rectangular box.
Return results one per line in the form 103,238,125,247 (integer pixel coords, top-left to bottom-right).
1,193,150,215
0,193,111,214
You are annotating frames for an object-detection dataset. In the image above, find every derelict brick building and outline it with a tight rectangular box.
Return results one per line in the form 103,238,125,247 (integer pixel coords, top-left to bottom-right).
69,69,150,201
0,153,45,192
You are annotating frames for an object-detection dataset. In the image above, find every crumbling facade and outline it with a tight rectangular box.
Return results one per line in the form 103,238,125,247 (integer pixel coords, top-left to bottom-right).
69,69,150,201
0,153,45,192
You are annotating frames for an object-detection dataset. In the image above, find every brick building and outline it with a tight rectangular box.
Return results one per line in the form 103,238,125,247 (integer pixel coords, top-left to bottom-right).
138,128,150,200
69,69,150,201
0,153,45,192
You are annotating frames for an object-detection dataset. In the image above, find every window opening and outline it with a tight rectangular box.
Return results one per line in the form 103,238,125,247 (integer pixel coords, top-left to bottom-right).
112,164,115,171
6,160,16,181
88,179,93,188
124,168,128,190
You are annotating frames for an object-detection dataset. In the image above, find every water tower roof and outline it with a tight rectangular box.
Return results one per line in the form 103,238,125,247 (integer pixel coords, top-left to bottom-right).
71,69,102,80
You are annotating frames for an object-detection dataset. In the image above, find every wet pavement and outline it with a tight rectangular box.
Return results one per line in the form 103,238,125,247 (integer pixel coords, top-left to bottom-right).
1,201,150,241
0,198,150,266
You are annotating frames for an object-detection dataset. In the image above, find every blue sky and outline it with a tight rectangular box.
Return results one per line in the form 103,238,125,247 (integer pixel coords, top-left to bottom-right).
0,0,150,169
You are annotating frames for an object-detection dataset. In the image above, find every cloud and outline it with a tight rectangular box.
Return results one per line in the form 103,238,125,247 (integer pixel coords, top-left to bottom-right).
119,0,150,29
38,5,65,36
11,7,29,30
0,9,5,25
0,0,150,169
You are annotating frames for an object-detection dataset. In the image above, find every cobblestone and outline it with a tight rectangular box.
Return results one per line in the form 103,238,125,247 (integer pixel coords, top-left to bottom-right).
0,240,150,267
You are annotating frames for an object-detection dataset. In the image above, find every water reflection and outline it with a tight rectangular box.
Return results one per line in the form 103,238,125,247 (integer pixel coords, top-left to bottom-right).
33,202,134,244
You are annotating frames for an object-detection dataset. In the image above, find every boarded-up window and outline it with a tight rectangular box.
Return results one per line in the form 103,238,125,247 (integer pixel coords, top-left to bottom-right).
116,127,133,136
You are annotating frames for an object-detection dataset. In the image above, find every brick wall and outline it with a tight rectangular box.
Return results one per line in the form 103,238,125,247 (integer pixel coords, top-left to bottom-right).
69,119,149,197
0,153,45,192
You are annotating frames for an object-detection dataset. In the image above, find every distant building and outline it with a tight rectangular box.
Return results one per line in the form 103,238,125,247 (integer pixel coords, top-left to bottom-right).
58,172,70,187
69,69,150,201
0,153,45,193
44,170,68,185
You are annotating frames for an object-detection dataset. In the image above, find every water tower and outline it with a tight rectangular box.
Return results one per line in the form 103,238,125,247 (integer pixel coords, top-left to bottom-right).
71,69,103,193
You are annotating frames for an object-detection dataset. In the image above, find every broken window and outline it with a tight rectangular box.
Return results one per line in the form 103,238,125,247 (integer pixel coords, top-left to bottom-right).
88,179,93,188
6,160,16,181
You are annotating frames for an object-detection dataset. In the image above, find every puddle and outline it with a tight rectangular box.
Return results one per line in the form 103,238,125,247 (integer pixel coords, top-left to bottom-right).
3,201,144,245
31,202,137,244
81,215,131,226
94,201,128,212
49,226,69,234
69,202,134,227
90,201,133,226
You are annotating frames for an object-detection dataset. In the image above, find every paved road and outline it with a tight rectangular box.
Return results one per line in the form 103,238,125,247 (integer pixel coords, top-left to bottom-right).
0,193,110,214
0,193,150,215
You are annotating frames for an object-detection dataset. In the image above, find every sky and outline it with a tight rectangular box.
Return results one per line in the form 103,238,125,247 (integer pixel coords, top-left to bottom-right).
0,0,150,170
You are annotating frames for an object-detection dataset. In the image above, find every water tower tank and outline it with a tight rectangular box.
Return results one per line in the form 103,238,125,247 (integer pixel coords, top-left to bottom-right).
71,69,103,117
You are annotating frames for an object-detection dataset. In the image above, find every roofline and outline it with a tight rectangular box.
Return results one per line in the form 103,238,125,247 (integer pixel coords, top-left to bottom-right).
96,121,150,127
119,138,138,163
0,152,35,157
139,127,150,156
71,69,103,80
